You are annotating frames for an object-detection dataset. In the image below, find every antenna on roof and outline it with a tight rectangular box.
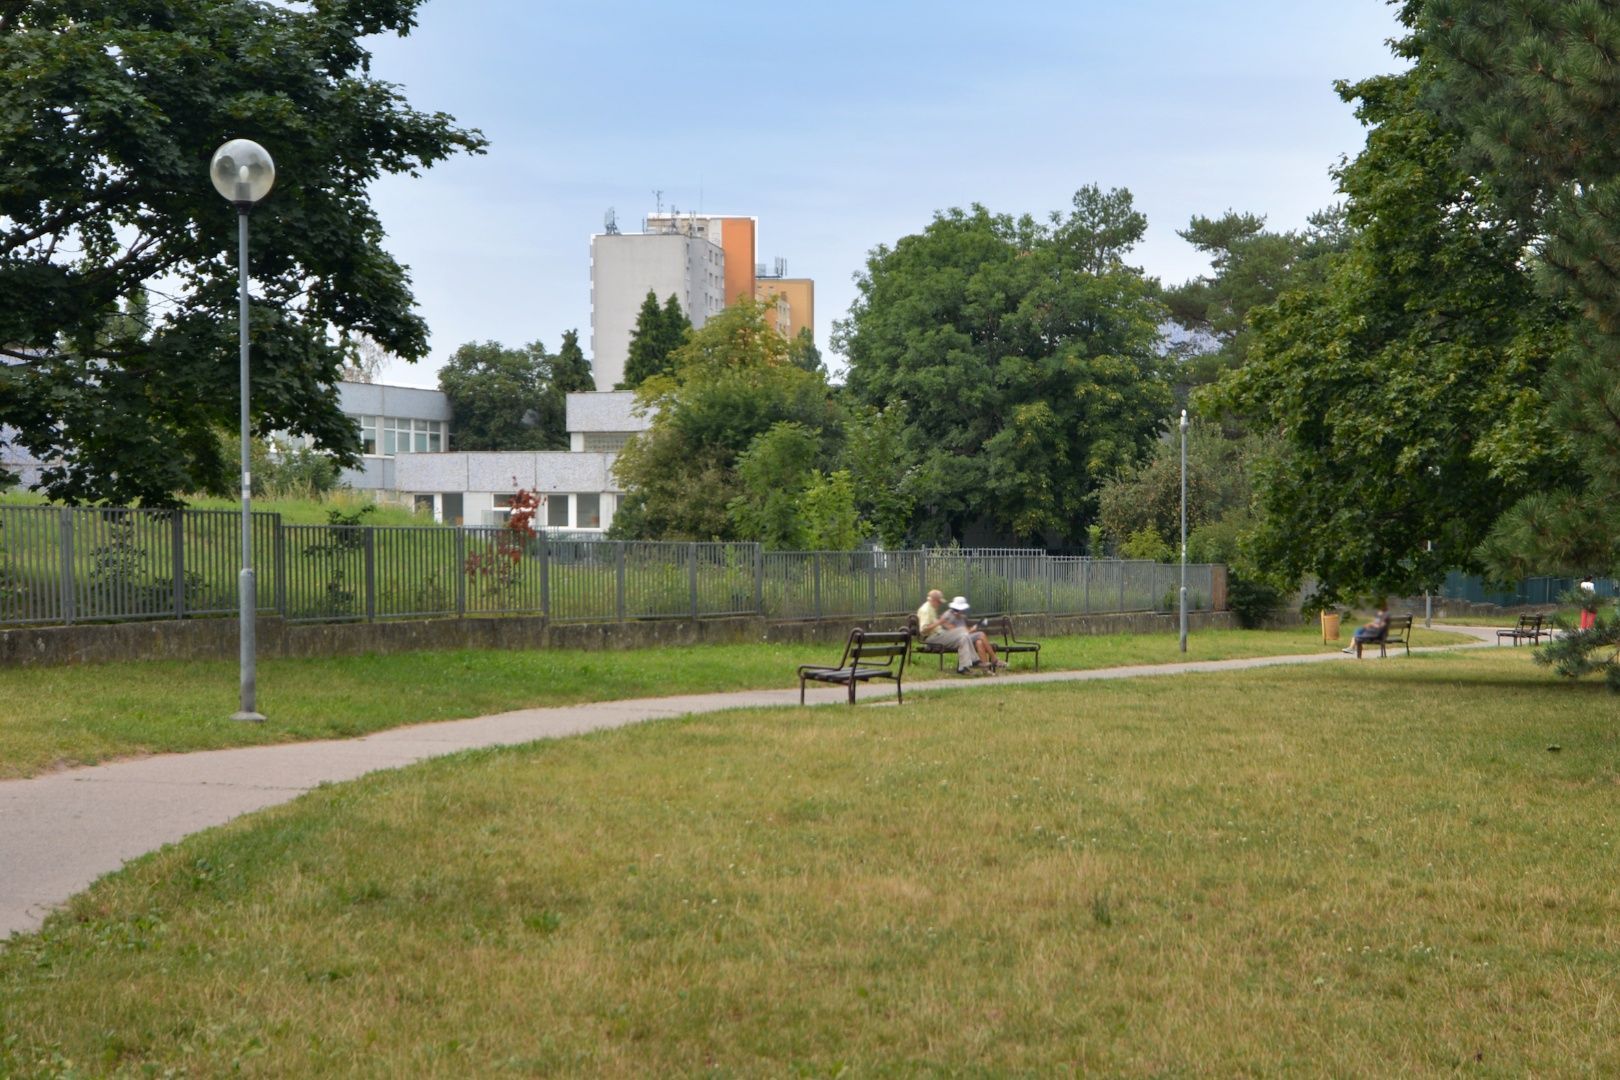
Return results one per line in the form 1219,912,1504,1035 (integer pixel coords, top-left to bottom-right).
653,189,663,217
604,208,620,235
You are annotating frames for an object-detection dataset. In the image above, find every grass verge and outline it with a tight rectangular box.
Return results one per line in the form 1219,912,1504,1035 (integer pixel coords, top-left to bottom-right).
0,626,1472,779
2,648,1613,1074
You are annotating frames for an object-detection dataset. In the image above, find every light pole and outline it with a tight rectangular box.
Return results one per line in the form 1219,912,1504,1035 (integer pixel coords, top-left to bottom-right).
1179,409,1188,654
210,139,275,723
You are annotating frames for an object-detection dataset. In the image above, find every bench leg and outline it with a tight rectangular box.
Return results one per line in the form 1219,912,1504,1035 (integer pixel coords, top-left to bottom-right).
800,677,806,706
848,679,857,705
1354,640,1362,659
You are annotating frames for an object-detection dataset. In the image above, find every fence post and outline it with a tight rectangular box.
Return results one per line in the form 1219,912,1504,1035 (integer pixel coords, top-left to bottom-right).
814,552,822,621
59,508,75,625
689,542,699,620
753,544,764,616
172,511,186,618
539,531,550,619
1045,554,1054,614
1083,558,1091,615
867,553,877,619
363,528,377,621
454,528,466,617
1119,561,1126,613
616,541,627,620
274,517,287,617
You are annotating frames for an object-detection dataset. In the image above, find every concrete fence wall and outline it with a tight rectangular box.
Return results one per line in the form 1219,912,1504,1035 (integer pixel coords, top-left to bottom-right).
0,609,1236,669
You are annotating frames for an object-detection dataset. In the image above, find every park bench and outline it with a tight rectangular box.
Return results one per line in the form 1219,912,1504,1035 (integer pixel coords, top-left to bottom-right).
977,615,1043,671
798,628,911,705
1353,614,1413,659
905,612,958,670
1496,613,1545,647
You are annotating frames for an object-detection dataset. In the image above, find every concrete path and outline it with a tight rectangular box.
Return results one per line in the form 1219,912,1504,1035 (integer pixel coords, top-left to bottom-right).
0,626,1502,939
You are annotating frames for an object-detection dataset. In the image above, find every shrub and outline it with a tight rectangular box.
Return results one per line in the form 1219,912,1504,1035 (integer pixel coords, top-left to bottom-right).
1228,571,1285,628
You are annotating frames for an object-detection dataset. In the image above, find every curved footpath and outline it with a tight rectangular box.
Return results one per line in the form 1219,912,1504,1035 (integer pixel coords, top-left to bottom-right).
0,627,1502,939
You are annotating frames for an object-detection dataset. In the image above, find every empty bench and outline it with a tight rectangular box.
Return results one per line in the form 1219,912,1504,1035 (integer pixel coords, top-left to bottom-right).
1354,614,1413,658
1496,613,1545,646
798,628,911,705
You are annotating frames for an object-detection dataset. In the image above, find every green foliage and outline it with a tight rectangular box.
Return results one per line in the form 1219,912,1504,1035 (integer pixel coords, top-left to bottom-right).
1227,571,1285,629
837,186,1172,545
1120,526,1173,563
1163,208,1346,393
1533,588,1620,692
1096,425,1262,552
799,469,862,551
841,405,916,550
728,422,819,550
552,329,595,395
612,300,840,540
0,0,485,506
1204,58,1569,606
620,292,692,389
438,341,564,451
1419,3,1620,578
787,327,824,375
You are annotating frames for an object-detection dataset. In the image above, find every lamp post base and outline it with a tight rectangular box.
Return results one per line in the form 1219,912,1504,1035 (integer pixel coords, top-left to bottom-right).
230,710,267,724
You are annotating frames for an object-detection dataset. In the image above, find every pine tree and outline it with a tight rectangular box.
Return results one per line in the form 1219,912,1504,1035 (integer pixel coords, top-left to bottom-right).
552,329,594,393
1424,0,1620,576
620,292,690,388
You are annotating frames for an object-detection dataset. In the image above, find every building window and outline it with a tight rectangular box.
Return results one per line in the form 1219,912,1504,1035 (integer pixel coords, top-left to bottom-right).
359,415,446,457
360,417,378,455
577,493,601,528
547,495,569,529
581,432,630,453
413,494,435,518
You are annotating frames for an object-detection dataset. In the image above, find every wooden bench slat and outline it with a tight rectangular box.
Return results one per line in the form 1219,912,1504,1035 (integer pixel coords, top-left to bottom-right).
798,627,911,705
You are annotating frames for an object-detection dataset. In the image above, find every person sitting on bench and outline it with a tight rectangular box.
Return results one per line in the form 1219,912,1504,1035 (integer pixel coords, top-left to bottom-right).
1342,604,1389,656
938,596,1002,673
918,589,978,674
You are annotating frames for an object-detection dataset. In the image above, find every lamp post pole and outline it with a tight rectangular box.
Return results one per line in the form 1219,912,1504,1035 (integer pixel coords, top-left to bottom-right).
211,140,275,723
1179,409,1188,654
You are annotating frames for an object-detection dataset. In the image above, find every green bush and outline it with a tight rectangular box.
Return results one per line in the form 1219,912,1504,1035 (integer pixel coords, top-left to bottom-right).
1228,571,1285,628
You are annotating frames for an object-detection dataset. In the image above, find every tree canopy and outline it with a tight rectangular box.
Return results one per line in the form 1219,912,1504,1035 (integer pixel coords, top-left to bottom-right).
836,186,1172,545
1418,0,1620,579
1204,44,1569,603
438,339,584,452
619,291,691,390
0,0,485,504
610,299,841,541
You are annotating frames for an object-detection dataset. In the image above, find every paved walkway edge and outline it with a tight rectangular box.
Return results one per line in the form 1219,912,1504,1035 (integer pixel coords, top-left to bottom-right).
0,627,1502,939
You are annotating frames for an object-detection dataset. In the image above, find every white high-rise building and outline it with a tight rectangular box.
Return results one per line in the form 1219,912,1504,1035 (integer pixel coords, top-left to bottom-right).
589,230,725,390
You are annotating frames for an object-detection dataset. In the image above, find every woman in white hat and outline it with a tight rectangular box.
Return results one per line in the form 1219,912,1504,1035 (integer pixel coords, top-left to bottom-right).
937,596,1001,673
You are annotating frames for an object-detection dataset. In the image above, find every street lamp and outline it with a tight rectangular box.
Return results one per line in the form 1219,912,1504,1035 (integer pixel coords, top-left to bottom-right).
210,139,275,722
1179,409,1188,654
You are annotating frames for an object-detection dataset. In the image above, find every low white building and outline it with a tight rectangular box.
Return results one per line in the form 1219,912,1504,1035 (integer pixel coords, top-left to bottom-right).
395,390,650,530
335,381,452,493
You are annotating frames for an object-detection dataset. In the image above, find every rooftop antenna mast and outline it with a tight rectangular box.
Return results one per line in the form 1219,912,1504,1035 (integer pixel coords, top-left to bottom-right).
604,208,620,235
653,189,664,217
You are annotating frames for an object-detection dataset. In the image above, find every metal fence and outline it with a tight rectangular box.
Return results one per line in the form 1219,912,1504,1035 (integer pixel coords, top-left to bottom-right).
0,505,1220,628
1439,571,1617,608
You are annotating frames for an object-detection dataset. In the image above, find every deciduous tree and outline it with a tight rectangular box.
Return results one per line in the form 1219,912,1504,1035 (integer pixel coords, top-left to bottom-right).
837,186,1171,545
0,0,485,504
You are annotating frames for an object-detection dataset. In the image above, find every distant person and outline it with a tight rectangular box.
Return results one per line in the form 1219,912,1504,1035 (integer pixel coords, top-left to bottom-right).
938,595,1003,673
918,589,977,674
1342,604,1390,657
1579,576,1598,631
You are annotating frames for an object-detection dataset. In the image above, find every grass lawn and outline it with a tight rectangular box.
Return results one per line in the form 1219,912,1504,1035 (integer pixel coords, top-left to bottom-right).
2,648,1615,1074
0,625,1472,779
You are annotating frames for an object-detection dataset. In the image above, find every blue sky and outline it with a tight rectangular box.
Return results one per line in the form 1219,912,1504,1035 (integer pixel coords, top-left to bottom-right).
362,1,1408,387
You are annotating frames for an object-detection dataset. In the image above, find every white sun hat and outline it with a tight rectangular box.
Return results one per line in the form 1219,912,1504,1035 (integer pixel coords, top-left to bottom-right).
949,596,970,610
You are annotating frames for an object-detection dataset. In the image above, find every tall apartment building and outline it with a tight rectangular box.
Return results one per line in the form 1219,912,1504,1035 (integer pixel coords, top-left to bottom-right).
589,211,815,390
589,230,724,391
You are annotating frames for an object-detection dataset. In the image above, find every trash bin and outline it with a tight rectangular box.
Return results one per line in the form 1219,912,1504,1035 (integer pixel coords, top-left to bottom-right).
1321,611,1341,643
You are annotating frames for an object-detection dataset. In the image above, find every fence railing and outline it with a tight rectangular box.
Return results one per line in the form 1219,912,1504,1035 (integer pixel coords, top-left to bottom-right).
0,506,1220,628
1439,571,1617,608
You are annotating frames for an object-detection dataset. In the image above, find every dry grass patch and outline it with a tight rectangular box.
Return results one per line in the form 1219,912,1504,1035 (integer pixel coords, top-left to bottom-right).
6,649,1606,1074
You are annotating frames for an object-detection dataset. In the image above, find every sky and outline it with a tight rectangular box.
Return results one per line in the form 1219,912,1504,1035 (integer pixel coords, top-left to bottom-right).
361,0,1409,388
